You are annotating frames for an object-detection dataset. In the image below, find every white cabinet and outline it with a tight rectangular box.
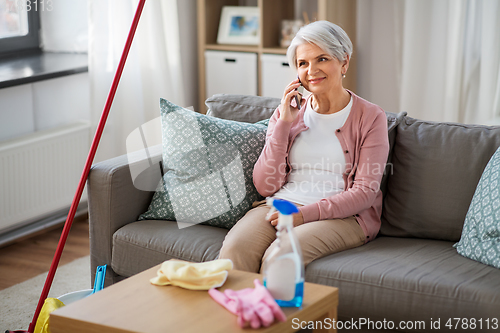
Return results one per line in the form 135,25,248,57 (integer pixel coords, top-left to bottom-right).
205,50,258,98
260,53,297,99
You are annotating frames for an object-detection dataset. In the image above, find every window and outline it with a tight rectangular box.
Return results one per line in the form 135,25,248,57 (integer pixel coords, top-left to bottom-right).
0,0,40,55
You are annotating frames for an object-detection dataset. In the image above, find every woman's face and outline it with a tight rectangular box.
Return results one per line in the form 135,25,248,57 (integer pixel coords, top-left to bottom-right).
295,43,347,95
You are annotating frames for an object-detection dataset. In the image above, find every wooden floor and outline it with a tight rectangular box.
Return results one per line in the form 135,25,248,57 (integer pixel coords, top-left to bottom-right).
0,215,90,290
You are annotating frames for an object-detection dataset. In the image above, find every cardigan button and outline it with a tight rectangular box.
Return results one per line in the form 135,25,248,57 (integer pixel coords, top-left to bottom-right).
336,129,341,132
344,150,349,154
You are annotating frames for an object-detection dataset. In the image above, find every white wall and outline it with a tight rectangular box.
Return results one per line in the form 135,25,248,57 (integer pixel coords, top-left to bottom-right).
33,73,91,131
0,85,34,141
356,0,400,115
0,73,90,142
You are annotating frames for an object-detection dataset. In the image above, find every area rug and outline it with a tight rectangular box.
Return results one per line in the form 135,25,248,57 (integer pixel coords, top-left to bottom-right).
0,255,91,332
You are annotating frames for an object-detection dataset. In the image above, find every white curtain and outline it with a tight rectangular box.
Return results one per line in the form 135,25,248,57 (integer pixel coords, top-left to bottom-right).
397,0,500,124
88,0,187,162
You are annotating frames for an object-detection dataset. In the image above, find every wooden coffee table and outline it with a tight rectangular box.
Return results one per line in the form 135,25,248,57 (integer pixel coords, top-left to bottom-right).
50,265,338,333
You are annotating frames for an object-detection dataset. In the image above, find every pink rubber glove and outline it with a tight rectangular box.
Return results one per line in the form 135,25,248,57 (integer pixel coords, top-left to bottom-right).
208,279,287,329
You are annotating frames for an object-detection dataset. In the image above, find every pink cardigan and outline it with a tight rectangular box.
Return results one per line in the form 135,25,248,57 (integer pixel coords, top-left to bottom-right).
253,91,389,242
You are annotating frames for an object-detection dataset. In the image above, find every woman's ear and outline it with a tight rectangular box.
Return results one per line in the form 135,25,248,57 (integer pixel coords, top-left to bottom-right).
342,54,350,74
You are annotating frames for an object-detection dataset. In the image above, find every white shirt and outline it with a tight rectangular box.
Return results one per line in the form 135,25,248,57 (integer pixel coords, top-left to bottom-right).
273,96,352,205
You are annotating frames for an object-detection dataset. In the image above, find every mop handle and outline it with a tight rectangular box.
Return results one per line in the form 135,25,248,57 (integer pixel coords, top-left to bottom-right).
27,1,147,332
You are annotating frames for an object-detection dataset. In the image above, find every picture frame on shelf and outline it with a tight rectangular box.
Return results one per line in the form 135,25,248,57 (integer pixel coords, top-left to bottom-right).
217,6,260,45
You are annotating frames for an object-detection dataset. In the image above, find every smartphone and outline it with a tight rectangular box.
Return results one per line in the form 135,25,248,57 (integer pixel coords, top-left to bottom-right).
294,78,303,108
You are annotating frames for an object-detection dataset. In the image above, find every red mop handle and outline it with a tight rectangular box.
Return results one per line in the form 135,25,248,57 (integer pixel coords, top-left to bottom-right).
27,1,146,332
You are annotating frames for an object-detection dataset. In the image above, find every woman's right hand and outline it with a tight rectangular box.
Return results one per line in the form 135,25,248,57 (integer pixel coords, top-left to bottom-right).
279,78,303,123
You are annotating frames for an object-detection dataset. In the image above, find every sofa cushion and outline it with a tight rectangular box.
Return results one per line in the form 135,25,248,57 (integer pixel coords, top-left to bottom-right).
138,99,267,229
205,94,279,123
112,220,228,277
380,111,406,198
306,237,500,324
455,146,500,268
381,117,500,241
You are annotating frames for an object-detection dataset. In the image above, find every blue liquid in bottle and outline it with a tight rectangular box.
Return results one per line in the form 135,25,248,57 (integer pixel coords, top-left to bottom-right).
264,278,304,307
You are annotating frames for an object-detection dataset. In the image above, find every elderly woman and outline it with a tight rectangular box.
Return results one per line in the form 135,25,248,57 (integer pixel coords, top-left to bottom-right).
219,21,389,273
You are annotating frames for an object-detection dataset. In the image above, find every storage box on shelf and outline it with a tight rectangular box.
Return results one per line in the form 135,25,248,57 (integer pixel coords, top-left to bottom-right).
260,53,296,98
205,51,258,97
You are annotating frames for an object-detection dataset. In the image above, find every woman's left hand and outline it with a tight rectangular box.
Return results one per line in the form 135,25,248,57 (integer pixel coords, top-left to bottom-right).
266,210,304,228
279,79,303,123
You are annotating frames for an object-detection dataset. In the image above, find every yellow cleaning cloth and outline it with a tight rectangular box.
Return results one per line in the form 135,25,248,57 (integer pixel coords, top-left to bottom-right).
34,297,65,333
150,259,233,290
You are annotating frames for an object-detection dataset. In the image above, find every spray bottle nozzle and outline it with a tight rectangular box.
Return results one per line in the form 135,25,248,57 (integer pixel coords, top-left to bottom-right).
272,199,299,215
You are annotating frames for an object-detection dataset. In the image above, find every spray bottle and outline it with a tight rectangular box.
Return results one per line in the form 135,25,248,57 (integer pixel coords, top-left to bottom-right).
262,198,305,307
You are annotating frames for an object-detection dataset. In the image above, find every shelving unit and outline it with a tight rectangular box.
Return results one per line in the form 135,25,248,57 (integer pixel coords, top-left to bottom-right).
197,0,357,112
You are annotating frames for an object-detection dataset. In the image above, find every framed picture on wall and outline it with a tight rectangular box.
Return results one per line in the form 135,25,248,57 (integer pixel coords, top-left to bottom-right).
217,6,260,45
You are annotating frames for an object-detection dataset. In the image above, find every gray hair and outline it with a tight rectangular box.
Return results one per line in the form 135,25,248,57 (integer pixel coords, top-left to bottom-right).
287,21,353,70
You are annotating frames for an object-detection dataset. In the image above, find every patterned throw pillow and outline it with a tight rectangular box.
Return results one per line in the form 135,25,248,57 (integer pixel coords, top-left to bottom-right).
138,99,267,229
454,146,500,269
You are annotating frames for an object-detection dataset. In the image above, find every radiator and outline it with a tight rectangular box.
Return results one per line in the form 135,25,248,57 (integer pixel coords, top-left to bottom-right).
0,121,91,234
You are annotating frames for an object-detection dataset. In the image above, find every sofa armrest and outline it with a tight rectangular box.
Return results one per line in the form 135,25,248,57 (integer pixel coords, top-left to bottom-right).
88,145,162,285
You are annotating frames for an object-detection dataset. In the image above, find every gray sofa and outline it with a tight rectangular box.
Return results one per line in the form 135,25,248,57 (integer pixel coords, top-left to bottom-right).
88,94,500,332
